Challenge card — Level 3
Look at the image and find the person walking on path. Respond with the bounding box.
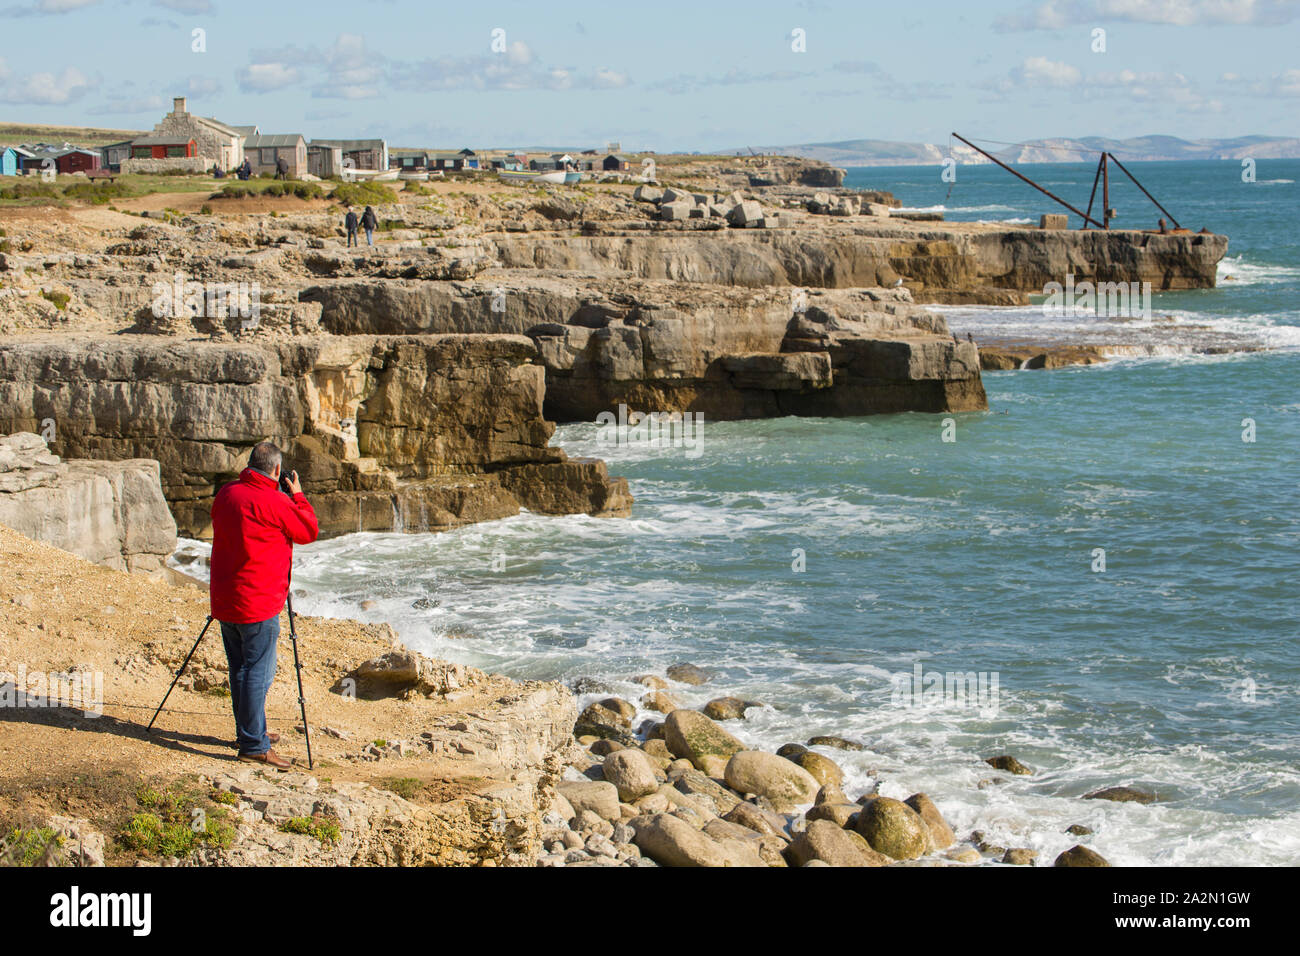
[209,442,319,770]
[361,205,378,247]
[345,207,359,247]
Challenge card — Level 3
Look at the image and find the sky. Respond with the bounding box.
[0,0,1297,150]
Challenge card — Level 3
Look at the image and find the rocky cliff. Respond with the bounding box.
[303,275,985,421]
[0,336,630,538]
[0,431,176,574]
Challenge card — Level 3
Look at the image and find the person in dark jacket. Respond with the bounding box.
[275,155,289,180]
[361,205,377,247]
[209,441,319,769]
[344,207,359,247]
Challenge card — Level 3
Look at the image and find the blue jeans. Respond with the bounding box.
[220,615,279,755]
[364,226,374,246]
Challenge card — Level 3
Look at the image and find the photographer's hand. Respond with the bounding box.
[286,470,303,496]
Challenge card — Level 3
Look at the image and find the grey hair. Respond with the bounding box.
[248,441,282,476]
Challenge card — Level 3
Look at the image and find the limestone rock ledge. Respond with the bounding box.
[304,276,987,421]
[0,431,176,574]
[0,335,631,538]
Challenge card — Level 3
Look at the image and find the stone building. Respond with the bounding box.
[128,96,244,172]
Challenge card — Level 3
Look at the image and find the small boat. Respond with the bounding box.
[564,171,583,185]
[398,169,429,181]
[498,169,567,185]
[372,169,400,182]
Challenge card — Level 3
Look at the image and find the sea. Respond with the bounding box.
[173,160,1300,866]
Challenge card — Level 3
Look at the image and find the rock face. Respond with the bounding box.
[305,276,987,422]
[0,431,176,575]
[0,337,630,538]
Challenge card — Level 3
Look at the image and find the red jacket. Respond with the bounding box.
[210,468,319,624]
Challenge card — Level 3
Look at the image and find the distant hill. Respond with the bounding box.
[0,122,143,148]
[742,135,1300,166]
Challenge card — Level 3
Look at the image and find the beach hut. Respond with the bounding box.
[53,147,101,174]
[0,147,18,176]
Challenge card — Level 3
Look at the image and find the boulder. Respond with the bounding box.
[602,749,661,802]
[702,696,754,721]
[722,802,789,841]
[659,200,693,222]
[672,768,742,816]
[556,781,620,823]
[726,200,765,228]
[854,796,930,860]
[662,710,744,772]
[1084,786,1156,804]
[724,751,820,811]
[642,691,678,714]
[702,818,787,867]
[985,755,1033,775]
[666,663,711,685]
[660,187,693,203]
[1003,848,1037,866]
[786,819,892,867]
[632,185,663,203]
[633,674,669,689]
[792,751,844,789]
[808,735,865,751]
[1055,845,1111,867]
[904,793,955,850]
[631,814,763,867]
[805,803,858,828]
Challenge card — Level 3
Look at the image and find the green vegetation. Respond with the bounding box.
[279,814,341,847]
[332,180,398,206]
[117,782,236,859]
[0,173,218,207]
[381,777,422,800]
[1,826,65,866]
[213,180,324,201]
[40,290,70,311]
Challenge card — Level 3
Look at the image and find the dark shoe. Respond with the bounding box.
[238,749,294,771]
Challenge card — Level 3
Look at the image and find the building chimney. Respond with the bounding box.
[173,96,187,115]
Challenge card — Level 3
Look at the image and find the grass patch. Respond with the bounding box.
[332,180,398,206]
[1,826,65,866]
[40,290,70,310]
[380,777,422,800]
[117,782,235,859]
[279,814,341,847]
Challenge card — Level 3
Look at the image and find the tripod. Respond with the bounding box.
[147,597,313,770]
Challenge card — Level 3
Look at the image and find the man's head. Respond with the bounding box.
[248,441,282,480]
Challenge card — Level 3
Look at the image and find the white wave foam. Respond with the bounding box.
[1217,255,1300,286]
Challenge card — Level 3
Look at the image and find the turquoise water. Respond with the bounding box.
[177,161,1299,865]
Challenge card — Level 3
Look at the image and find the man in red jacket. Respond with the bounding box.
[210,441,319,769]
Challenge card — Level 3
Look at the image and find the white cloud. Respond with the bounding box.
[1,0,99,16]
[237,62,300,93]
[1021,56,1084,86]
[998,0,1300,29]
[593,69,630,89]
[0,65,92,104]
[154,0,212,12]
